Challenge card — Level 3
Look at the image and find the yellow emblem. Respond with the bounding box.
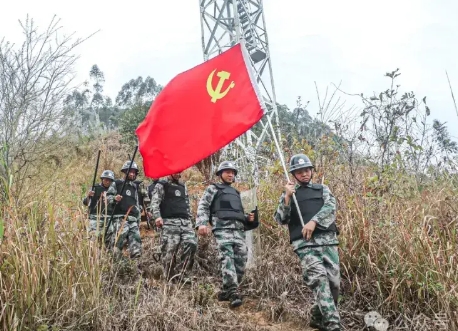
[206,69,235,103]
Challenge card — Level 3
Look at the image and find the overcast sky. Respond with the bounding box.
[1,0,457,138]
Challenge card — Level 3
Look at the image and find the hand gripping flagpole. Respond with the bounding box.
[265,114,305,227]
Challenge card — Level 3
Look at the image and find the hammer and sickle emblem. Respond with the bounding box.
[206,69,235,103]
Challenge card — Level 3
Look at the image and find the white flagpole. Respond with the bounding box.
[265,113,305,227]
[239,40,305,227]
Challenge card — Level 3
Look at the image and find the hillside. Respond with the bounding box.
[1,12,458,331]
[1,132,457,331]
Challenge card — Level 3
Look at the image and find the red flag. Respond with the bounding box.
[135,42,266,178]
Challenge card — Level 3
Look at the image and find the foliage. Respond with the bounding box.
[0,15,93,201]
[353,69,457,177]
[1,135,457,330]
[1,13,458,331]
[64,65,121,133]
[116,76,162,108]
[118,103,150,144]
[115,76,163,145]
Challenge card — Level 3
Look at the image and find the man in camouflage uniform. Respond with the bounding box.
[135,178,152,227]
[196,161,257,308]
[150,173,197,283]
[106,161,143,260]
[82,169,115,240]
[274,154,341,331]
[147,178,160,201]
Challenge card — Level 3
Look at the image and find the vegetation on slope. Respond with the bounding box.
[1,15,458,331]
[0,132,457,330]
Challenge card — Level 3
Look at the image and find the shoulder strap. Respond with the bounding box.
[213,183,225,190]
[157,179,168,191]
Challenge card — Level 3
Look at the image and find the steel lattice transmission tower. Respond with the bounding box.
[199,0,281,182]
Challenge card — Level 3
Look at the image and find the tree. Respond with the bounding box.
[116,76,163,144]
[118,103,150,144]
[116,76,162,108]
[0,15,93,201]
[64,65,118,133]
[332,69,458,185]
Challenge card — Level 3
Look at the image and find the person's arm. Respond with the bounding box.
[310,184,337,229]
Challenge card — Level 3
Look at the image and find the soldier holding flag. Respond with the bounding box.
[274,154,341,331]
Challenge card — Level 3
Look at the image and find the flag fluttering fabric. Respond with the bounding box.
[135,42,266,178]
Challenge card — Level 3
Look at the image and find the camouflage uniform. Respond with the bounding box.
[196,184,249,298]
[82,170,114,242]
[136,179,152,225]
[274,154,340,331]
[106,161,143,259]
[150,177,197,281]
[196,161,257,308]
[83,191,109,236]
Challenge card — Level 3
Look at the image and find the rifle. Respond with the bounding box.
[88,150,101,210]
[143,201,154,230]
[104,146,138,239]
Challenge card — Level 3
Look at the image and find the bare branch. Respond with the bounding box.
[0,15,97,200]
[445,70,458,120]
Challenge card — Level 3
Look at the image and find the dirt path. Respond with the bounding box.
[223,298,314,331]
[138,222,315,331]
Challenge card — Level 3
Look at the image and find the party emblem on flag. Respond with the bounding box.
[206,70,235,103]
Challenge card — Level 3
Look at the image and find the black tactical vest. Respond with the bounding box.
[210,183,246,222]
[88,183,109,215]
[289,184,337,242]
[159,181,189,219]
[114,179,138,216]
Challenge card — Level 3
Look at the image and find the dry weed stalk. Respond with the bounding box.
[0,136,456,330]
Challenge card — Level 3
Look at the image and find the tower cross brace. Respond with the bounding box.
[199,0,281,183]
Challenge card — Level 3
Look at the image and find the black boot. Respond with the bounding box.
[229,292,242,308]
[309,305,325,330]
[309,319,324,330]
[217,291,230,302]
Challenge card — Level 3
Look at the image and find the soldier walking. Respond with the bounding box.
[83,169,115,241]
[106,161,143,260]
[150,173,197,283]
[274,154,341,331]
[196,161,257,308]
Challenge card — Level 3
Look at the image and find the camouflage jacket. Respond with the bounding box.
[135,180,151,212]
[195,183,248,232]
[149,178,193,225]
[273,181,339,247]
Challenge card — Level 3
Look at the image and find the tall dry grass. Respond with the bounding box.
[0,132,457,330]
[250,163,458,330]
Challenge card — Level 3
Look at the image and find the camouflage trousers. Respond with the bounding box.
[294,243,341,331]
[106,214,142,259]
[88,214,107,237]
[214,229,247,296]
[160,219,197,281]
